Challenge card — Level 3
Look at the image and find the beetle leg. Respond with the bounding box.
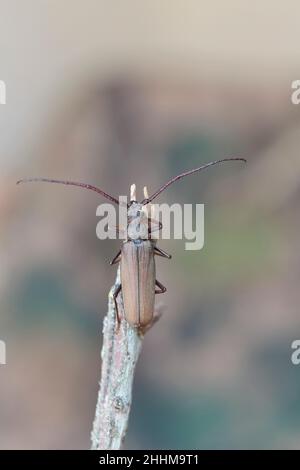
[109,250,122,265]
[155,279,167,294]
[148,218,162,233]
[113,284,122,324]
[154,246,172,259]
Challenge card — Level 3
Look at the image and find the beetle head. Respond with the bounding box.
[127,201,149,240]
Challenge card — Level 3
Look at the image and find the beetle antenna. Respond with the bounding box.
[142,157,246,204]
[16,177,120,205]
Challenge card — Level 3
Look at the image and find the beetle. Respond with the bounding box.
[17,157,246,331]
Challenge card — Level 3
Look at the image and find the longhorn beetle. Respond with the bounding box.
[17,157,246,331]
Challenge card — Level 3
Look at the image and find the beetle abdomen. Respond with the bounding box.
[121,240,155,328]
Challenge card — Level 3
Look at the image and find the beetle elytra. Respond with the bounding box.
[17,157,246,331]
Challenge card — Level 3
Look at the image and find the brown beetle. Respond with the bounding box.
[17,157,246,330]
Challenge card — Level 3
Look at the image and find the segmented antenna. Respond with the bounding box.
[142,157,246,204]
[16,177,120,205]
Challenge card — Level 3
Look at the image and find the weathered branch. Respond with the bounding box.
[90,267,143,450]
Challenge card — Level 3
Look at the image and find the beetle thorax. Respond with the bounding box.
[127,202,148,240]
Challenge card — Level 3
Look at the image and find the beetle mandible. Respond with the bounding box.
[17,157,246,331]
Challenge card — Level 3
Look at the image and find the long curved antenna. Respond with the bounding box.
[16,177,120,205]
[142,157,246,204]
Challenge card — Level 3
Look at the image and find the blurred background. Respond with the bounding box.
[1,0,300,449]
